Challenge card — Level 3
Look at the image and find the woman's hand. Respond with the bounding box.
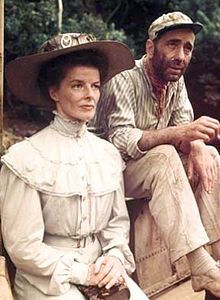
[87,256,126,289]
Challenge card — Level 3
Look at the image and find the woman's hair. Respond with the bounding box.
[38,49,108,100]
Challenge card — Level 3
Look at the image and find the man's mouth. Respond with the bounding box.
[168,66,183,73]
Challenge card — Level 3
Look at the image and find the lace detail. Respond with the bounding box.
[50,111,87,138]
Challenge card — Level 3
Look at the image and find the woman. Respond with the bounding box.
[0,33,149,299]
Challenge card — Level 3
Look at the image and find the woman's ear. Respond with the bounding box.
[49,86,59,102]
[146,39,155,59]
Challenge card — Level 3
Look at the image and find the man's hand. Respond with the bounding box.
[187,142,219,193]
[87,256,126,289]
[177,116,220,144]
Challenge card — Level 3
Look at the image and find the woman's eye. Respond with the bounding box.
[93,84,101,90]
[72,84,83,89]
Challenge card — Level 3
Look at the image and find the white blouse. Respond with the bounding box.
[0,113,135,296]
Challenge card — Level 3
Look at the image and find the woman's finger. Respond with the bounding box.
[94,256,105,274]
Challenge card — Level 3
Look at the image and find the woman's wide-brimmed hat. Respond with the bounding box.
[5,33,135,110]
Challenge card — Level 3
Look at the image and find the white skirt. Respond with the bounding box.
[14,235,149,300]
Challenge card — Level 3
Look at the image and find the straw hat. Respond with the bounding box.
[5,33,135,110]
[148,11,203,40]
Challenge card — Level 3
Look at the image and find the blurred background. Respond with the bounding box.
[3,0,220,144]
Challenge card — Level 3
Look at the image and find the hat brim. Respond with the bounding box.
[6,40,135,110]
[156,22,203,38]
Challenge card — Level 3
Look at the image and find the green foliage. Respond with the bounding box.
[168,0,220,112]
[5,0,128,62]
[63,13,127,42]
[198,73,220,107]
[5,0,58,60]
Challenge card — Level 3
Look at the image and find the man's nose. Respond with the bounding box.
[175,47,185,61]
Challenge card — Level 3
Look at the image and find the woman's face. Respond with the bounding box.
[49,65,101,122]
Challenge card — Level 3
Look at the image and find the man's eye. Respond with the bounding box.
[168,41,176,48]
[184,47,193,55]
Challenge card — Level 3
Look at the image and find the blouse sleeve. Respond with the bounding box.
[98,176,135,275]
[0,165,89,295]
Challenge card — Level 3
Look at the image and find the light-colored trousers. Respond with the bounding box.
[124,145,220,263]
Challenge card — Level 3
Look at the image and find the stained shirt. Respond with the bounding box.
[0,113,135,296]
[94,56,194,161]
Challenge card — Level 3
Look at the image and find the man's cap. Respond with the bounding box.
[148,11,203,40]
[5,33,135,110]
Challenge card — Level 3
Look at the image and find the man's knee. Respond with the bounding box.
[150,144,179,159]
[126,144,182,177]
[140,145,183,173]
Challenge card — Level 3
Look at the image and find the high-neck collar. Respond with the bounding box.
[50,111,87,138]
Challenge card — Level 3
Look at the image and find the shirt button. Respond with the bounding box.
[78,249,84,254]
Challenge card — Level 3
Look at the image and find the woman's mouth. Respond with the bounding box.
[80,105,95,110]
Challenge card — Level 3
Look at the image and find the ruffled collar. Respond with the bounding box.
[50,111,87,138]
[2,115,123,196]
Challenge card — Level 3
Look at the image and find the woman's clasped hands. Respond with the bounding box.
[87,255,126,289]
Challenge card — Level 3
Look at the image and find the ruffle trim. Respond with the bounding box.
[1,127,124,197]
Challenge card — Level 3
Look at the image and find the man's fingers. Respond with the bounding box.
[187,159,194,181]
[197,117,220,137]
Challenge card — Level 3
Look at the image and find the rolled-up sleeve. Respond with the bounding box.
[101,72,146,160]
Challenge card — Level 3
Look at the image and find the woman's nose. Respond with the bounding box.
[85,85,95,98]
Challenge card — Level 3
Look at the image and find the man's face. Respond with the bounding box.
[150,28,195,83]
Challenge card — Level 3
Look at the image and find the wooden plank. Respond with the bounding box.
[0,0,4,154]
[127,199,191,297]
[0,256,14,300]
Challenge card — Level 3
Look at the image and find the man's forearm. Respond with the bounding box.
[137,127,178,151]
[138,116,220,152]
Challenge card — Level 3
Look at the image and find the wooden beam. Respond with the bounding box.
[58,0,63,33]
[0,257,14,300]
[0,0,4,154]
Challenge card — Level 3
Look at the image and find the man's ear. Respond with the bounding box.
[146,39,155,59]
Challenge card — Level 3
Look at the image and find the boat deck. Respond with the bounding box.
[152,279,204,300]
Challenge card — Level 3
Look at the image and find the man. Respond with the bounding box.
[94,11,220,299]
